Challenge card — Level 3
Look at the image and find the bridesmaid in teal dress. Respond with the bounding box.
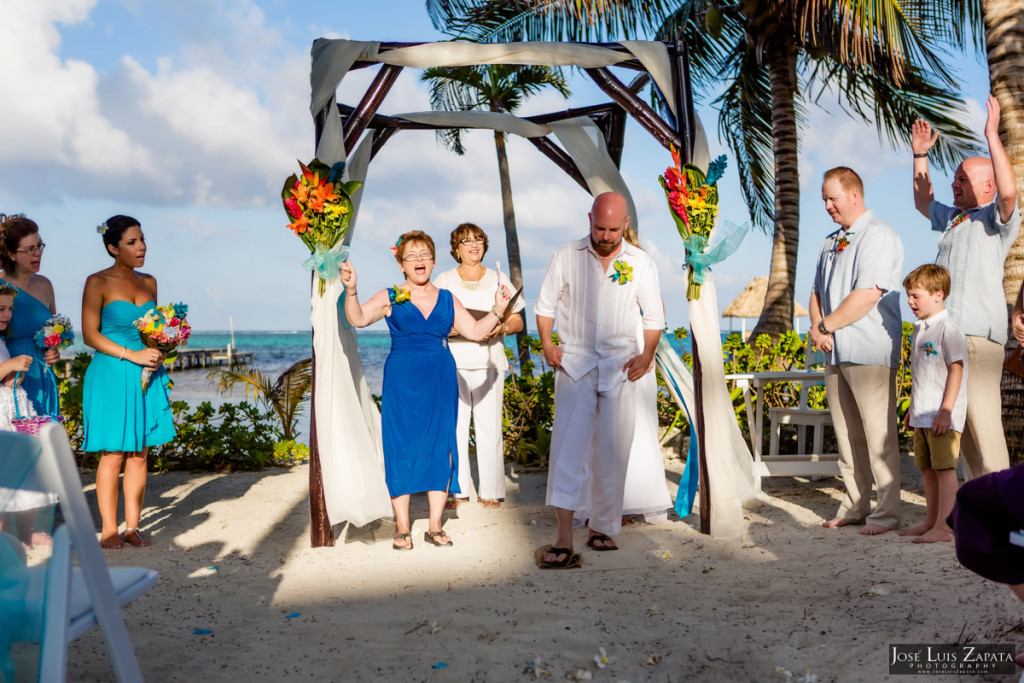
[341,230,510,550]
[0,214,61,415]
[82,215,174,549]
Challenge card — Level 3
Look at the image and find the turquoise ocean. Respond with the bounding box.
[65,330,702,441]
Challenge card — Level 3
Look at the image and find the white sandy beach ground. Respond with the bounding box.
[15,453,1024,682]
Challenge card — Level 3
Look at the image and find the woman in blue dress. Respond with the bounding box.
[82,215,175,549]
[0,214,61,415]
[341,230,510,550]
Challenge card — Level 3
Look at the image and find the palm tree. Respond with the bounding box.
[421,64,570,351]
[426,0,980,335]
[211,358,312,441]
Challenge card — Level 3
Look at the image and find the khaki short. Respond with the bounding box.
[913,427,961,470]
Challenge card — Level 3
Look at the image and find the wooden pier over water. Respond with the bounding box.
[57,346,253,376]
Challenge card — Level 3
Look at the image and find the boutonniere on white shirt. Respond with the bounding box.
[610,259,633,285]
[833,234,851,254]
[948,212,969,229]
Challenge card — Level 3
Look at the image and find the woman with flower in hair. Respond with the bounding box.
[340,230,511,550]
[433,223,524,510]
[0,214,61,415]
[82,215,175,549]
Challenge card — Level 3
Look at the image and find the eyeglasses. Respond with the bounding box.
[15,242,45,255]
[460,238,484,246]
[402,252,434,262]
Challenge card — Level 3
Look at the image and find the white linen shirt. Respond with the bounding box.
[433,267,525,371]
[811,210,904,368]
[908,309,968,432]
[534,237,664,391]
[932,199,1021,344]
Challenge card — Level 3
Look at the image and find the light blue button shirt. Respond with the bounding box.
[932,199,1021,344]
[812,210,904,368]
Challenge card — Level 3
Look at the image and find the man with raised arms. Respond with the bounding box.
[912,95,1021,478]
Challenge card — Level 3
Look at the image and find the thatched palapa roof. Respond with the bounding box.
[723,276,808,318]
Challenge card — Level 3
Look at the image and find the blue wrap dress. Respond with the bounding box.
[381,288,459,497]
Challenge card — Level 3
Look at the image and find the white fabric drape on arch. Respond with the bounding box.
[310,137,393,529]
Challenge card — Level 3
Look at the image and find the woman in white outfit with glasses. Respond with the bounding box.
[434,223,525,509]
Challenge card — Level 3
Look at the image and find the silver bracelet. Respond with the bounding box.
[119,347,127,361]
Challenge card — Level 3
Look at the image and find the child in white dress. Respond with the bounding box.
[0,283,55,548]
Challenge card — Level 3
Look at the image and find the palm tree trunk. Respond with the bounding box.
[493,129,530,362]
[751,40,800,338]
[988,0,1024,465]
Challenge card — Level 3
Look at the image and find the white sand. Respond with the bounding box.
[32,455,1024,681]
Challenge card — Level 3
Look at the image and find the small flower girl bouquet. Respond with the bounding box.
[34,314,75,354]
[133,303,191,393]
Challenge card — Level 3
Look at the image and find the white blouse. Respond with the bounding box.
[433,267,526,371]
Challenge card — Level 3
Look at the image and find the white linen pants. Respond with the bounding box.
[960,336,1009,479]
[825,363,901,529]
[547,368,636,537]
[453,367,506,501]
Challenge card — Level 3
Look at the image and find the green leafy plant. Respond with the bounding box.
[210,358,311,440]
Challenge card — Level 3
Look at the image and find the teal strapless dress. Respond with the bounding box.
[82,300,175,453]
[0,278,59,415]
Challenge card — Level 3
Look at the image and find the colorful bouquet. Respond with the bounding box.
[133,303,191,393]
[34,314,75,352]
[659,147,728,299]
[281,158,362,294]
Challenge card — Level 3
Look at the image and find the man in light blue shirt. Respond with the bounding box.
[810,167,904,535]
[911,95,1021,478]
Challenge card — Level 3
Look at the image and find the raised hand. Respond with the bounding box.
[984,94,1001,140]
[493,284,511,315]
[911,118,938,156]
[339,261,357,291]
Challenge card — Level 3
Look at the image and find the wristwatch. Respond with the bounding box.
[818,320,830,335]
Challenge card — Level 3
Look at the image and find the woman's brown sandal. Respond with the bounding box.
[479,499,501,509]
[424,530,453,547]
[122,528,152,547]
[393,532,413,551]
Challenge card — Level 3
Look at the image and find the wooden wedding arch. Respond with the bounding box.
[305,39,712,547]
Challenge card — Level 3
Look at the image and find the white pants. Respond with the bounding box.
[547,368,636,536]
[574,368,671,522]
[453,367,506,501]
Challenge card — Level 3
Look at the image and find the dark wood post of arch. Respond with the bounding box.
[671,38,710,535]
[308,105,335,548]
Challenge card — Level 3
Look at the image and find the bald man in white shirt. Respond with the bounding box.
[534,192,664,567]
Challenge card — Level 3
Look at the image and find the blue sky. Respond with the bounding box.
[1,0,992,333]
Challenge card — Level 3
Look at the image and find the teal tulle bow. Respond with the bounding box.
[683,220,750,284]
[302,242,350,281]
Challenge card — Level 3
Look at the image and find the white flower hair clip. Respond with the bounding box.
[96,222,108,235]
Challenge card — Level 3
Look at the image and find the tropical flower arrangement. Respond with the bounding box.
[659,147,728,299]
[134,303,191,393]
[833,235,850,254]
[34,314,75,352]
[281,158,362,294]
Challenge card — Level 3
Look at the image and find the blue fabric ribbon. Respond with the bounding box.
[683,220,750,284]
[302,243,350,282]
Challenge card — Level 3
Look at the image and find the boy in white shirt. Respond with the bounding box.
[900,264,967,543]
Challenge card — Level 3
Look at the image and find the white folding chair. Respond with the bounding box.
[0,424,157,682]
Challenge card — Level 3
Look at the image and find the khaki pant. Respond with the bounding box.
[825,363,901,528]
[961,336,1009,479]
